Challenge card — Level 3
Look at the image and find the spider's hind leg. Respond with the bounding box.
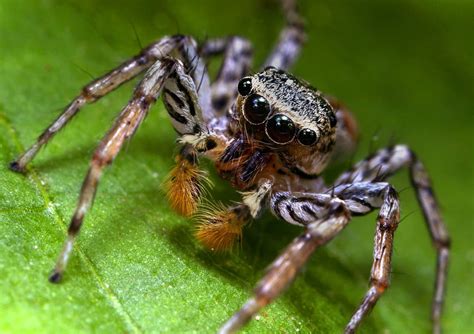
[200,37,253,118]
[262,0,305,70]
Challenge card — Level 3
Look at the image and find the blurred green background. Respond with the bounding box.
[0,0,472,333]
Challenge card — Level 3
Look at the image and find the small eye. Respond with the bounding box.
[328,111,337,127]
[265,114,296,144]
[237,77,252,96]
[298,128,319,146]
[243,94,271,124]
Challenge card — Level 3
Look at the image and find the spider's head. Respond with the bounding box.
[235,67,338,174]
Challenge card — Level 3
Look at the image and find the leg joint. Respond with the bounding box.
[68,215,82,236]
[370,277,390,293]
[436,237,451,250]
[384,184,399,199]
[92,152,112,168]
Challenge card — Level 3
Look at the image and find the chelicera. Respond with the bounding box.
[9,0,450,333]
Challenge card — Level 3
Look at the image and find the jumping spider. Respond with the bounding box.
[9,0,450,333]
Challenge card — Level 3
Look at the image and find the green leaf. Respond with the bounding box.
[0,0,472,333]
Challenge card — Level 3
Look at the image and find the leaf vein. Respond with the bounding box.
[0,111,143,334]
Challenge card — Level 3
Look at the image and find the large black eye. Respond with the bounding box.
[265,114,296,144]
[237,77,252,96]
[298,128,319,146]
[243,94,271,124]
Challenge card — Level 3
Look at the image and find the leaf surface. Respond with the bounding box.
[0,0,472,333]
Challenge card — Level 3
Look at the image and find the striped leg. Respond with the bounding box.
[262,0,306,70]
[49,59,176,283]
[326,183,401,332]
[219,197,351,333]
[334,145,450,333]
[175,36,213,122]
[206,37,253,116]
[9,36,184,173]
[345,185,400,333]
[161,53,224,217]
[162,57,208,136]
[197,36,253,135]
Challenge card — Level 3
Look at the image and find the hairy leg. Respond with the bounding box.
[164,36,255,216]
[9,36,185,172]
[195,179,273,251]
[49,59,176,283]
[334,145,450,333]
[262,0,306,70]
[161,58,223,216]
[165,143,210,217]
[219,194,351,333]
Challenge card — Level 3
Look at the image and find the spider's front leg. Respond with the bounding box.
[48,50,213,282]
[329,182,401,333]
[334,145,450,333]
[9,36,184,172]
[219,193,352,333]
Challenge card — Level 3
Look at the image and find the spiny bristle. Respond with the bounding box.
[195,203,246,251]
[165,157,210,217]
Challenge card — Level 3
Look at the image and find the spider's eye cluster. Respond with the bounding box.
[239,77,320,146]
[265,115,319,146]
[243,94,271,125]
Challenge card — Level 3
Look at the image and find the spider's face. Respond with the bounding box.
[235,67,338,174]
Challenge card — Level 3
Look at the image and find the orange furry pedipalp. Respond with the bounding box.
[195,203,250,251]
[165,152,209,217]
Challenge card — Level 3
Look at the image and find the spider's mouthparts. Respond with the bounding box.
[165,150,210,217]
[195,204,250,251]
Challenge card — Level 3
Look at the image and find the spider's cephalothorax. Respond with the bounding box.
[215,67,338,191]
[10,0,450,333]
